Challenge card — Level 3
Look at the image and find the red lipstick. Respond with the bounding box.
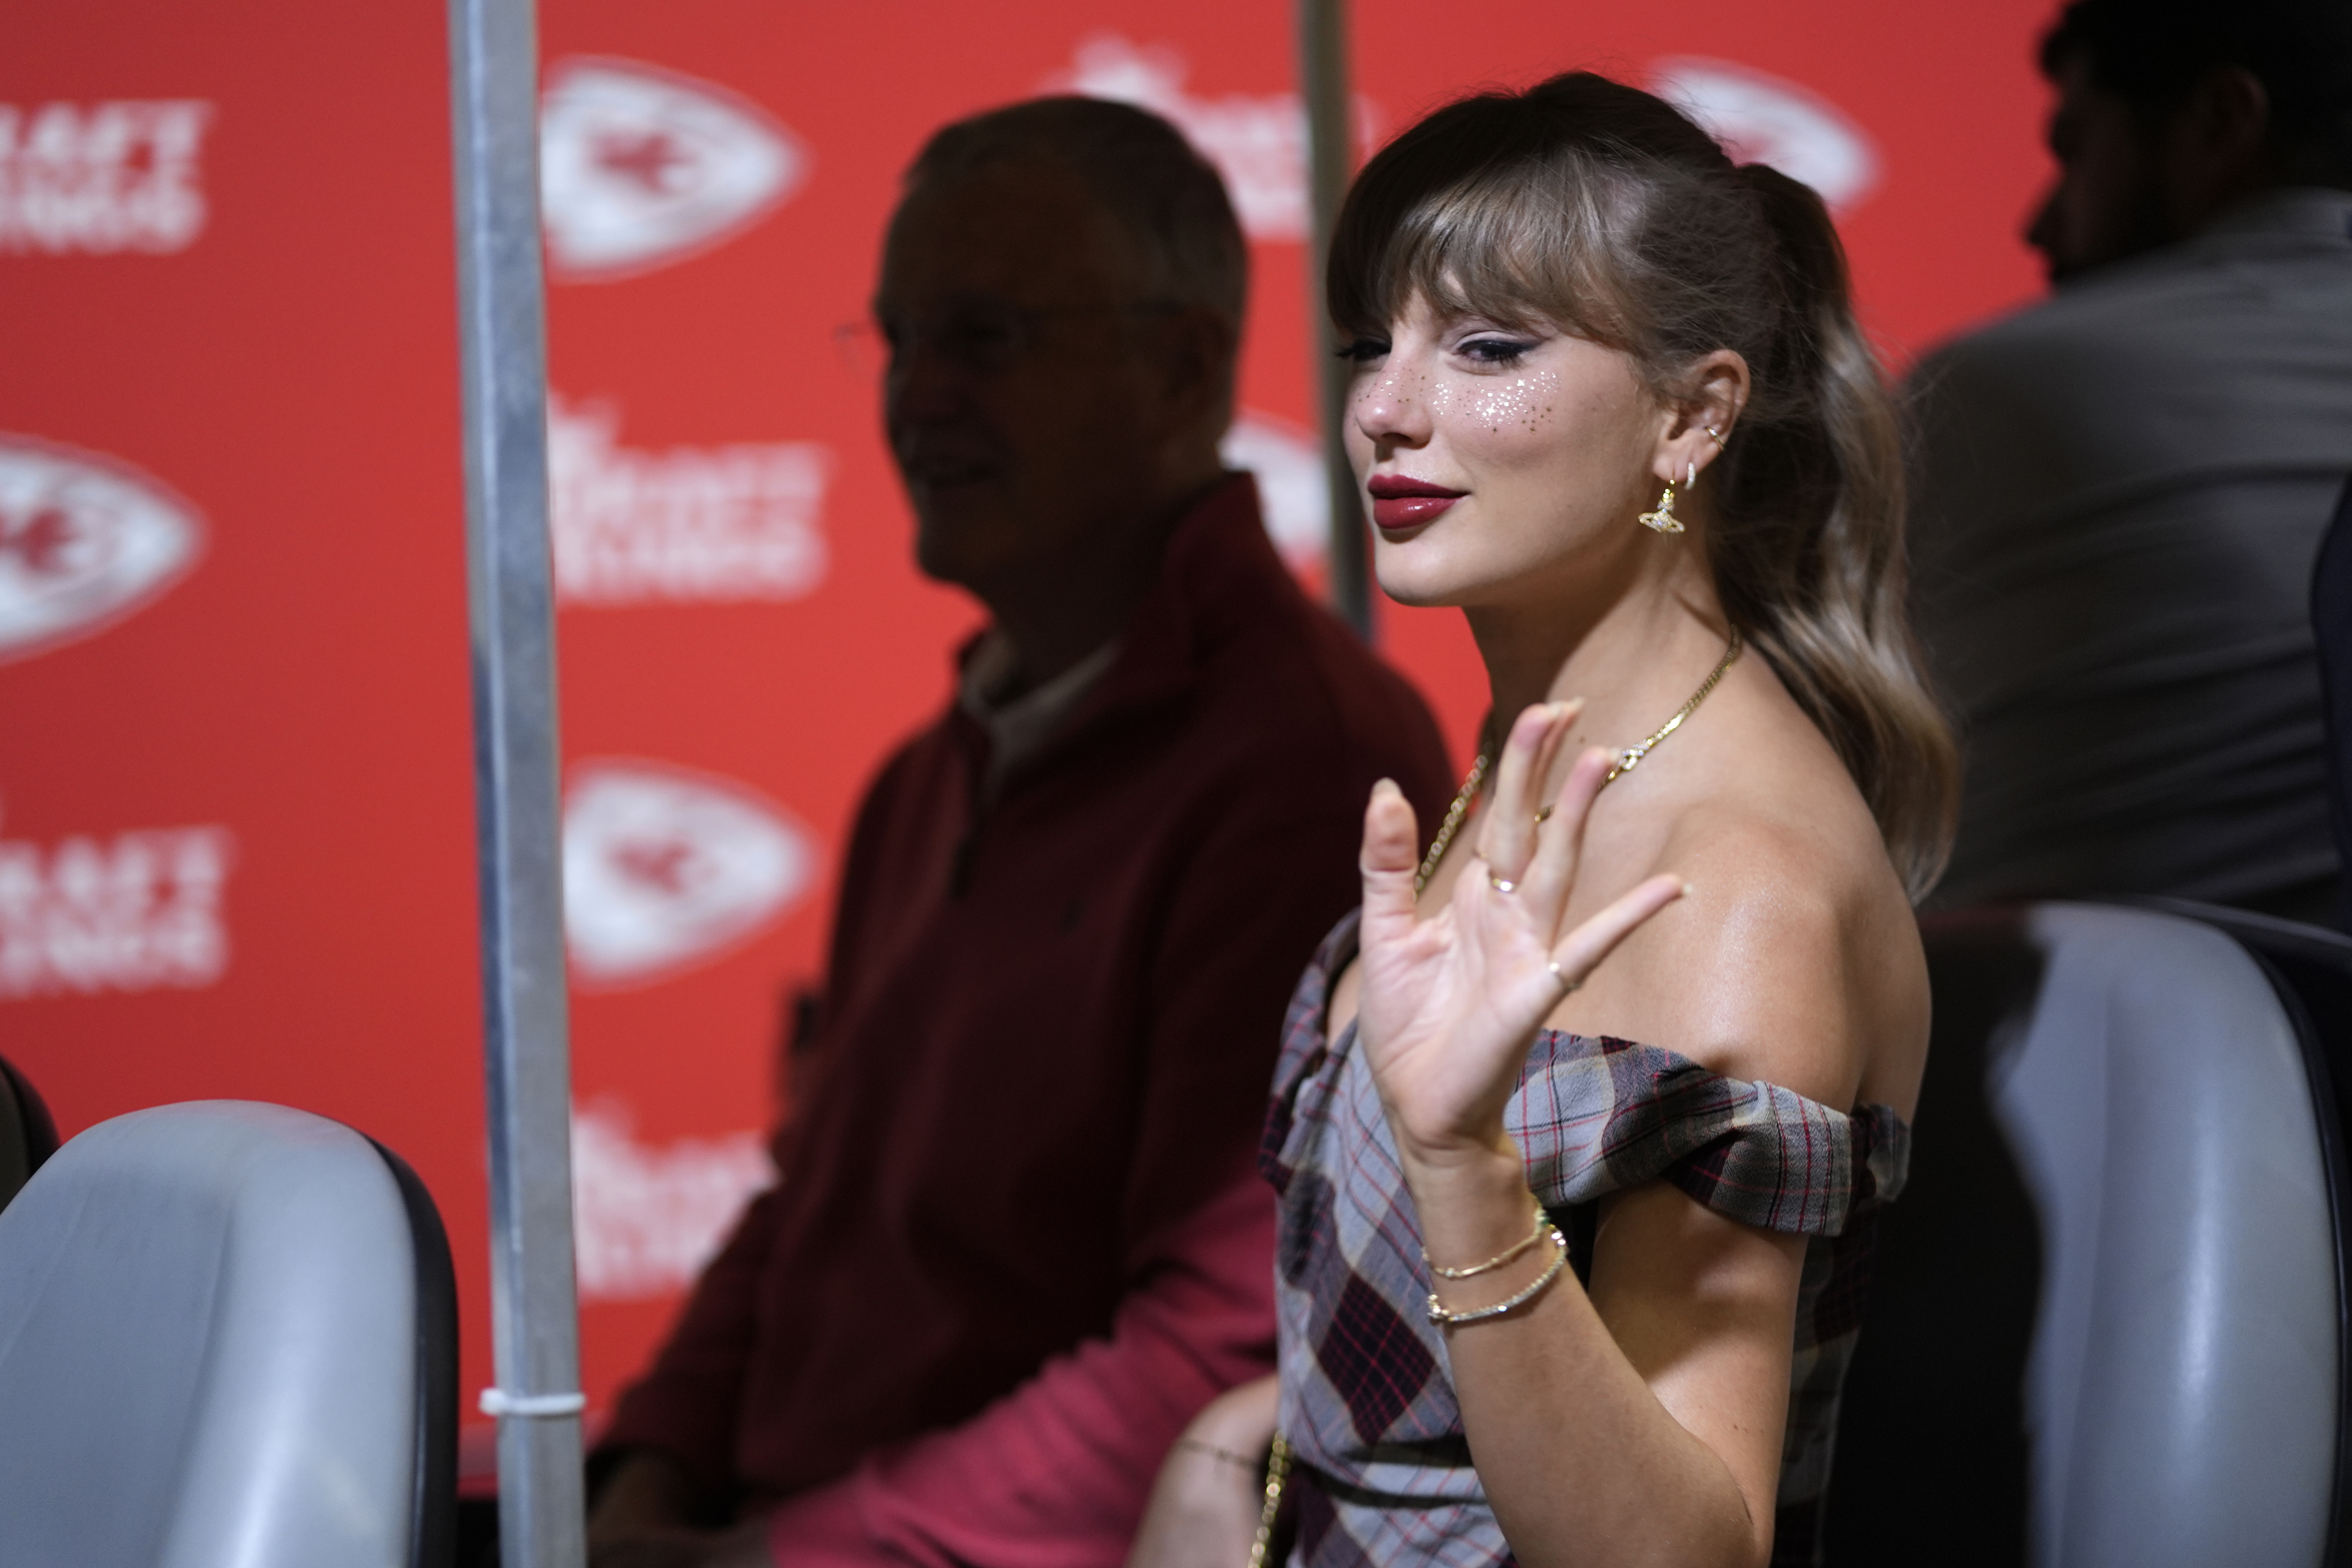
[1367,474,1466,530]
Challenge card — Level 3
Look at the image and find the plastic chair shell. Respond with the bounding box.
[0,1100,433,1568]
[1828,903,2341,1565]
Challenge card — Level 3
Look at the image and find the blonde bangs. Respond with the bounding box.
[1330,152,1645,355]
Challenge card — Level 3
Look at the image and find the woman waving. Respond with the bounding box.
[1134,71,1955,1568]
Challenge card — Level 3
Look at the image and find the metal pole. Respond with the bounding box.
[446,0,587,1563]
[1297,0,1370,639]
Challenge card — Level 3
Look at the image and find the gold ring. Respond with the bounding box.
[1488,871,1518,894]
[1535,806,1553,824]
[1548,958,1580,993]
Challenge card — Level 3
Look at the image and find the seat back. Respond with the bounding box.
[0,1100,457,1568]
[1825,903,2343,1567]
[2312,474,2352,932]
[2137,894,2352,1107]
[0,1052,59,1213]
[2117,896,2352,1558]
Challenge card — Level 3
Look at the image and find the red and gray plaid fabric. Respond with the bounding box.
[1259,912,1910,1568]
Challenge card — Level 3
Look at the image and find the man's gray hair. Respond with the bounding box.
[906,97,1249,327]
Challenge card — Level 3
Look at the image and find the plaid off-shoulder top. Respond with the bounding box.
[1257,912,1910,1568]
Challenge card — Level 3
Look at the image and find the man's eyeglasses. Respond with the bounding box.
[833,302,1179,384]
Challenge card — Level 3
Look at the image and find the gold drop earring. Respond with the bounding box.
[1639,460,1697,535]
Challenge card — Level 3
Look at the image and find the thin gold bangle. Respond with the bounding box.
[1173,1436,1262,1473]
[1425,1227,1568,1327]
[1421,1203,1550,1279]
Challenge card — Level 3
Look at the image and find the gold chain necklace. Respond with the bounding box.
[1410,751,1490,896]
[1411,627,1742,897]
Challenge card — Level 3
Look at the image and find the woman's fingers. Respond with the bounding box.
[1475,701,1580,884]
[1359,778,1423,943]
[1470,706,1544,881]
[1521,746,1613,912]
[1549,874,1686,989]
[1527,701,1577,816]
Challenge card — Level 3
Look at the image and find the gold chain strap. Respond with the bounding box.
[1246,1435,1292,1568]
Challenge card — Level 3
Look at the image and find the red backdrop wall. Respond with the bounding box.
[1,0,2056,1469]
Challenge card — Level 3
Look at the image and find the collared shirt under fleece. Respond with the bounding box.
[599,475,1457,1567]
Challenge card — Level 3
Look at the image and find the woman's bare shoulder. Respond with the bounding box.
[1578,770,1928,1117]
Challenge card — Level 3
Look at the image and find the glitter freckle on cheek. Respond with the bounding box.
[1457,370,1561,435]
[1351,369,1407,413]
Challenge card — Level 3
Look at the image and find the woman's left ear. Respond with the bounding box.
[1657,350,1749,483]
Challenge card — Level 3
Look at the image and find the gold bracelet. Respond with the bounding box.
[1173,1436,1262,1473]
[1425,1226,1568,1327]
[1421,1201,1550,1279]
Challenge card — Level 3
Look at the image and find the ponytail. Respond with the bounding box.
[1716,165,1958,899]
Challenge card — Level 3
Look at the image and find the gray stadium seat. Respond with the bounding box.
[2128,893,2352,1117]
[0,1052,59,1213]
[0,1100,457,1568]
[2310,473,2352,933]
[1826,902,2346,1567]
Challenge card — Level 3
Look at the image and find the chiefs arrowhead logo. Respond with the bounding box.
[563,759,816,988]
[1649,59,1879,212]
[0,435,204,665]
[541,57,807,282]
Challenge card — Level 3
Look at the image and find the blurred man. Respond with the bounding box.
[584,98,1452,1568]
[1909,0,2352,921]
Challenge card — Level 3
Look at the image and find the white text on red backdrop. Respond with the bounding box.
[571,1097,774,1301]
[549,397,830,606]
[0,811,234,1001]
[0,100,213,255]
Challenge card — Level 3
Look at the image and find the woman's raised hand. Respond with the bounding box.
[1356,701,1685,1165]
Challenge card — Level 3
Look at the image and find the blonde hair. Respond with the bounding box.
[1331,72,1958,898]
